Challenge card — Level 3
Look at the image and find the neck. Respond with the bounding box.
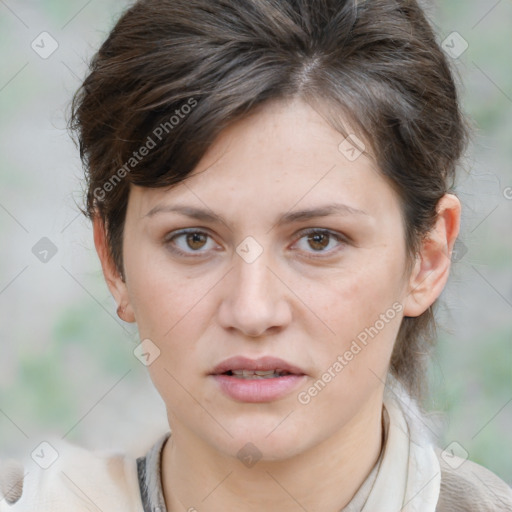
[161,391,385,512]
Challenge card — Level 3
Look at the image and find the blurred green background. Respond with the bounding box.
[1,0,511,484]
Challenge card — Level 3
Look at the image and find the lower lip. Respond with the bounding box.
[211,374,307,402]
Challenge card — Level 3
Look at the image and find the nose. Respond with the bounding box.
[217,245,292,338]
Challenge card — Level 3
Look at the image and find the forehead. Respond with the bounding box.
[128,98,399,225]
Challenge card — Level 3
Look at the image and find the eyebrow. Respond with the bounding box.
[144,202,368,227]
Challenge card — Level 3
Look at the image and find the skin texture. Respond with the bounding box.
[94,97,460,511]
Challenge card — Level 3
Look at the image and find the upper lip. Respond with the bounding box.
[210,356,307,375]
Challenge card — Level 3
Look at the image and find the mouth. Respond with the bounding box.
[210,355,307,378]
[209,356,307,402]
[221,369,295,379]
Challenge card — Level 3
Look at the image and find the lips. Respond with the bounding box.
[210,355,307,377]
[209,355,308,402]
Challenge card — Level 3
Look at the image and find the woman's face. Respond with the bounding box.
[110,98,428,459]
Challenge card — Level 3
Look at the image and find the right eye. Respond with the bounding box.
[164,229,220,257]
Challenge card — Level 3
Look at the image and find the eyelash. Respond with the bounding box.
[163,227,348,259]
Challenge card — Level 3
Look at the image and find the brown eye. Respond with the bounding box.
[164,229,217,257]
[307,232,330,251]
[293,228,347,258]
[185,232,208,250]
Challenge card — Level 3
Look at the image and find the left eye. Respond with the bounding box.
[292,229,347,256]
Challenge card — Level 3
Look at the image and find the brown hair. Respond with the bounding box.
[69,0,469,402]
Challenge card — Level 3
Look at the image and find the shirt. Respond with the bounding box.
[136,431,386,512]
[135,424,512,511]
[2,399,512,511]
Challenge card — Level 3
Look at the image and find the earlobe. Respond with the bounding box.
[402,194,461,318]
[92,213,136,323]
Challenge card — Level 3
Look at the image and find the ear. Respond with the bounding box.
[92,213,136,323]
[402,193,461,317]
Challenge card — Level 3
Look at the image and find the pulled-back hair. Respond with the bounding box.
[69,0,469,402]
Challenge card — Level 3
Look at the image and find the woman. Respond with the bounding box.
[1,0,511,510]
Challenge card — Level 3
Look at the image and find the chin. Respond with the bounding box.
[211,419,312,462]
[218,437,308,465]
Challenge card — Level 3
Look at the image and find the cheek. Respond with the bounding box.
[124,240,208,337]
[304,274,402,422]
[314,252,404,366]
[327,260,401,324]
